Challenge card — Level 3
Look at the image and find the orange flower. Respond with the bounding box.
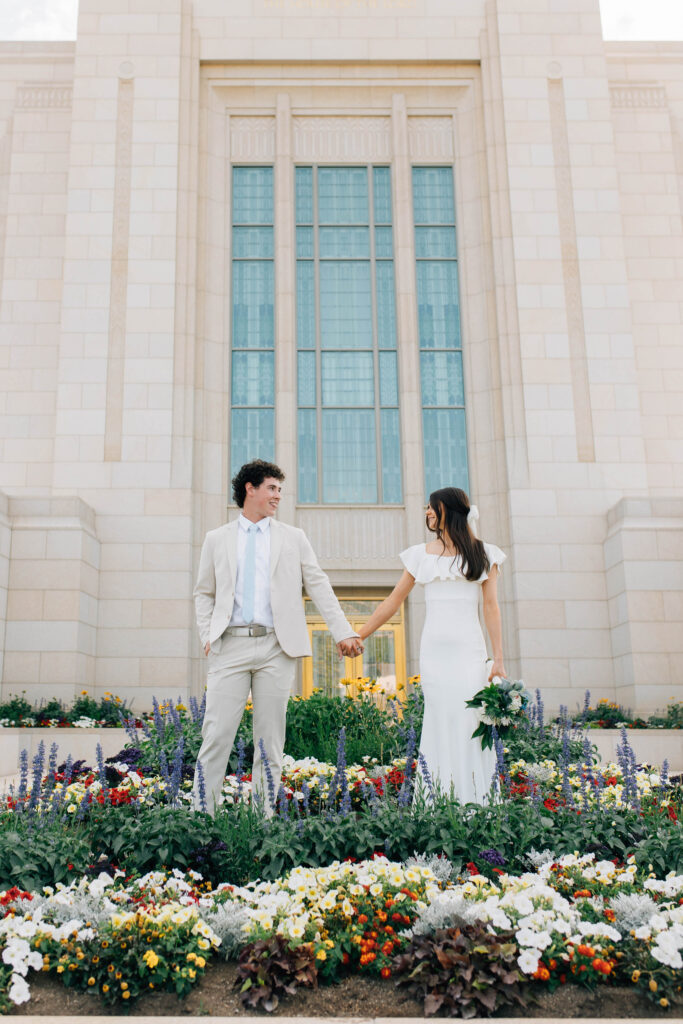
[381,966,391,979]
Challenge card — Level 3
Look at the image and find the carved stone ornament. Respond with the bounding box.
[16,83,73,110]
[407,117,454,160]
[230,117,276,160]
[293,116,392,161]
[610,84,667,109]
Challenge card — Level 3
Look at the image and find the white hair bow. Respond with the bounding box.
[467,504,479,526]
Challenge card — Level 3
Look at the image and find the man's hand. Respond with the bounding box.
[337,637,364,659]
[204,641,210,656]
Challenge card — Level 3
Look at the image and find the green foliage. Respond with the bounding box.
[647,701,683,730]
[393,924,530,1018]
[235,935,318,1012]
[40,907,214,1006]
[0,690,133,726]
[0,693,33,724]
[504,726,588,763]
[0,816,92,891]
[284,692,403,763]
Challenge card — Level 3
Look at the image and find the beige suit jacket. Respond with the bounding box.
[194,518,356,658]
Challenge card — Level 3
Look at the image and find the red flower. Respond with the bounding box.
[466,862,479,876]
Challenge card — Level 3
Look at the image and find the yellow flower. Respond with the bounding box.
[660,999,669,1008]
[143,949,159,969]
[188,968,196,979]
[102,984,109,993]
[120,982,128,991]
[57,965,64,974]
[195,956,206,969]
[87,977,96,986]
[122,991,130,1000]
[649,979,658,993]
[316,950,327,961]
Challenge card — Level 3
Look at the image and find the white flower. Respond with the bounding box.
[9,973,31,1005]
[517,948,540,974]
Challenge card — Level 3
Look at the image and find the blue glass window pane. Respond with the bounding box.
[319,227,370,259]
[375,261,397,350]
[232,262,274,348]
[232,167,273,225]
[322,410,377,504]
[295,167,313,224]
[322,351,374,407]
[232,351,274,407]
[373,167,392,224]
[298,408,318,503]
[232,226,274,259]
[231,409,274,478]
[379,351,398,407]
[298,350,316,406]
[296,261,315,349]
[415,226,457,259]
[319,262,372,348]
[318,167,368,224]
[380,409,402,504]
[412,167,454,225]
[420,351,464,407]
[416,261,460,349]
[296,226,314,259]
[423,408,469,497]
[374,226,393,258]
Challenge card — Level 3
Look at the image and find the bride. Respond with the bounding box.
[357,487,507,803]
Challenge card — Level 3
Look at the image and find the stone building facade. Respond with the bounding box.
[0,0,682,713]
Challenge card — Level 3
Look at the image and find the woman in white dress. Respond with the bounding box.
[357,487,507,804]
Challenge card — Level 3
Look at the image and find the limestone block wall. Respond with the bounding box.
[0,1,681,712]
[0,493,9,687]
[3,496,99,702]
[605,498,683,711]
[606,44,683,498]
[0,45,74,496]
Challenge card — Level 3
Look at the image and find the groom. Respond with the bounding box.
[192,459,362,814]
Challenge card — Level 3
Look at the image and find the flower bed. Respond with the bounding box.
[1,690,681,1015]
[1,854,681,1014]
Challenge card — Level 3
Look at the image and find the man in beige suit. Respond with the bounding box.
[192,459,362,814]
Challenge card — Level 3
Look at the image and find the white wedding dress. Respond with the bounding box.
[400,541,506,804]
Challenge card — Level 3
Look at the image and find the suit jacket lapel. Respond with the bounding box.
[270,519,283,578]
[226,520,239,584]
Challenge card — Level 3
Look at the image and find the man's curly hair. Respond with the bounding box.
[232,459,285,508]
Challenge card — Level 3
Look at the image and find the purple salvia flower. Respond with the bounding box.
[479,848,506,867]
[535,689,545,737]
[169,735,184,806]
[660,759,669,789]
[16,748,29,808]
[417,752,435,804]
[195,757,207,813]
[258,737,277,812]
[152,696,165,738]
[96,743,109,805]
[277,784,290,819]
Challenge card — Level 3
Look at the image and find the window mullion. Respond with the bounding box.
[313,166,323,505]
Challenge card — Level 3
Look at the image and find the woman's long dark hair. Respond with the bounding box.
[427,487,490,581]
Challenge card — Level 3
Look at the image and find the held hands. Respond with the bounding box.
[337,637,364,659]
[204,641,210,656]
[488,659,507,682]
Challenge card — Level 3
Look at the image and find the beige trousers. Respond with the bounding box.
[192,631,295,815]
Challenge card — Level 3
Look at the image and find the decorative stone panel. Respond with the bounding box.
[407,116,454,160]
[292,116,392,162]
[2,497,100,703]
[230,116,276,160]
[605,498,683,712]
[609,84,667,109]
[15,83,73,110]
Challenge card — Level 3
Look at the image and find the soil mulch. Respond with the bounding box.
[11,962,679,1018]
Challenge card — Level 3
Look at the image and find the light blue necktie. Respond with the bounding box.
[241,523,258,624]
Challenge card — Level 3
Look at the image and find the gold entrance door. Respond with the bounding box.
[302,596,406,699]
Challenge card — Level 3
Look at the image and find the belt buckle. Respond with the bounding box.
[250,624,267,637]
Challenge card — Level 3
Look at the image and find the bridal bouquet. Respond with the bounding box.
[465,676,530,750]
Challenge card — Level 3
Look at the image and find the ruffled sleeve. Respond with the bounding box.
[399,544,425,579]
[484,542,507,574]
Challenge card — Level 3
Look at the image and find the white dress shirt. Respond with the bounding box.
[229,514,274,627]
